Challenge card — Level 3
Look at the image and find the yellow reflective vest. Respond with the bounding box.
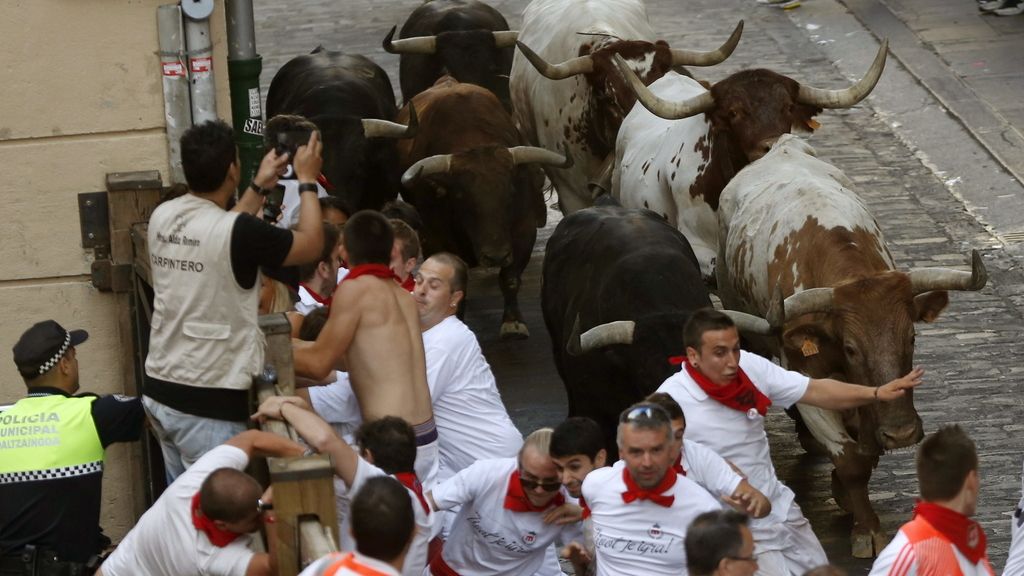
[0,394,103,480]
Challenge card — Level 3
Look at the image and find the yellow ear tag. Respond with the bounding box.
[806,118,822,131]
[801,338,819,357]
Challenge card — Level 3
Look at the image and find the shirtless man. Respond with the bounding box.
[293,210,437,487]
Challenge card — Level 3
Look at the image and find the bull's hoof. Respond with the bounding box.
[500,321,530,340]
[850,529,888,559]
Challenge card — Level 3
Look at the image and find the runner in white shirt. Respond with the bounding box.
[426,428,581,576]
[414,253,523,485]
[579,403,722,576]
[685,510,759,576]
[296,222,342,315]
[1005,458,1024,576]
[656,309,924,576]
[301,476,417,576]
[97,430,306,576]
[254,396,433,576]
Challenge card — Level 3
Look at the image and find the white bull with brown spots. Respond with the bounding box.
[716,134,988,558]
[610,42,887,285]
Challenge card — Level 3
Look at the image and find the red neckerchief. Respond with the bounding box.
[621,467,676,508]
[342,264,398,284]
[580,495,591,519]
[191,493,241,547]
[316,173,334,191]
[299,282,332,308]
[913,501,988,564]
[503,470,566,512]
[394,472,431,515]
[400,275,415,293]
[681,359,772,416]
[672,452,687,476]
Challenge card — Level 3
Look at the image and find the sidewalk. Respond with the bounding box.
[841,0,1024,185]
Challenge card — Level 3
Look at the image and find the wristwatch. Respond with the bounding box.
[249,181,273,196]
[297,182,318,194]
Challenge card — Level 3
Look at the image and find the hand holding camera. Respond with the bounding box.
[292,131,323,184]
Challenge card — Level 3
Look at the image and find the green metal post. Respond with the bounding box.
[225,0,263,194]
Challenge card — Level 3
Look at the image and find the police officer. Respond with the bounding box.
[0,320,144,575]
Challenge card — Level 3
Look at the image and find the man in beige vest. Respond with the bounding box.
[294,210,437,488]
[143,120,324,480]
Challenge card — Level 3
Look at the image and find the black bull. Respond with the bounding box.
[266,49,405,211]
[542,202,717,452]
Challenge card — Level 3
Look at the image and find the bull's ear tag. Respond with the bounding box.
[806,118,822,131]
[801,337,819,357]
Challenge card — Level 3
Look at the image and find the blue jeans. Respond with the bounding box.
[143,396,247,482]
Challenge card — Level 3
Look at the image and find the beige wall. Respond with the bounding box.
[0,0,233,541]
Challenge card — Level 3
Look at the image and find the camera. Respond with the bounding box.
[262,184,286,224]
[275,129,313,160]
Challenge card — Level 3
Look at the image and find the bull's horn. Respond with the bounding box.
[363,104,417,139]
[579,320,636,353]
[401,154,452,188]
[611,54,715,120]
[783,287,835,320]
[509,142,573,168]
[383,26,437,54]
[767,286,787,329]
[516,40,593,79]
[722,310,772,336]
[907,249,988,294]
[797,40,888,109]
[670,20,743,66]
[493,31,519,48]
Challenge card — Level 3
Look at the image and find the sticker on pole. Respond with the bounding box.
[248,88,262,118]
[190,57,212,74]
[243,118,265,137]
[162,61,186,77]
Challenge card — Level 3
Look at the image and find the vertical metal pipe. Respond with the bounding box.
[225,0,264,191]
[184,16,218,124]
[157,4,191,184]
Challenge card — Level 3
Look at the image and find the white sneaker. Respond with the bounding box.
[979,0,1008,11]
[995,0,1024,14]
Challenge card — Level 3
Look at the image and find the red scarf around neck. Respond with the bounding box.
[191,493,241,547]
[672,453,687,476]
[342,264,399,284]
[299,282,332,308]
[394,472,431,515]
[503,470,565,512]
[913,501,988,564]
[682,359,772,416]
[621,467,677,508]
[400,275,415,293]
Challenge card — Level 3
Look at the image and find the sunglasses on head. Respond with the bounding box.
[620,404,670,424]
[256,498,273,513]
[519,475,562,493]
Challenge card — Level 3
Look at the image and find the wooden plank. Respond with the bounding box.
[132,223,152,288]
[268,456,338,576]
[108,186,160,266]
[259,313,296,397]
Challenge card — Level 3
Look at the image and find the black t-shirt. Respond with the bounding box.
[0,388,144,562]
[229,213,294,289]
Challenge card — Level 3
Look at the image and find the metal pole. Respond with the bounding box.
[184,16,217,124]
[157,4,191,184]
[225,0,264,193]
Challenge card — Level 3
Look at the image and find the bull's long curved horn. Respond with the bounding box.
[782,287,835,320]
[383,26,437,54]
[509,143,573,168]
[611,54,715,120]
[579,320,636,353]
[401,154,452,188]
[722,310,772,335]
[493,31,519,48]
[907,250,988,294]
[797,40,888,109]
[363,104,418,139]
[670,20,743,66]
[516,41,593,79]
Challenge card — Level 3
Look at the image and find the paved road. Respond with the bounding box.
[253,1,1024,572]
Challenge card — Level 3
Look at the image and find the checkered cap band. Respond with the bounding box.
[0,460,102,485]
[37,332,71,375]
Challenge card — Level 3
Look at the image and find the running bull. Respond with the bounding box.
[510,0,743,214]
[398,77,571,339]
[266,48,415,211]
[716,134,988,558]
[542,200,771,452]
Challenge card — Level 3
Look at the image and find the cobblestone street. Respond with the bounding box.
[254,0,1024,572]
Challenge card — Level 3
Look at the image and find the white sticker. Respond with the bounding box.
[190,57,212,74]
[243,118,264,136]
[161,61,185,77]
[248,88,261,118]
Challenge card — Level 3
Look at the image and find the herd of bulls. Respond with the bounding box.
[265,0,989,559]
